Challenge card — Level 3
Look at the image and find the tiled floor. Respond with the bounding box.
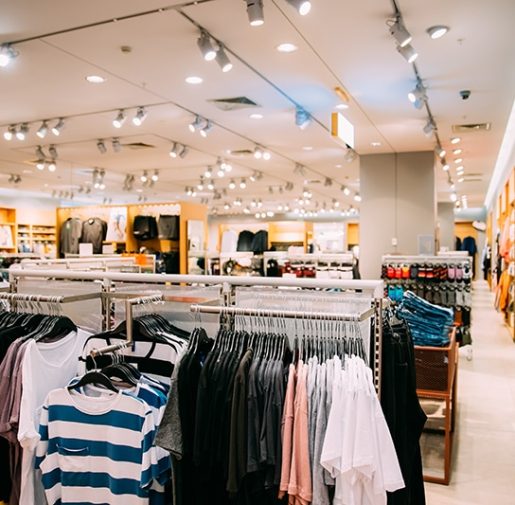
[425,281,515,504]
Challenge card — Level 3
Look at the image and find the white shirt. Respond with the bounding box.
[18,328,90,505]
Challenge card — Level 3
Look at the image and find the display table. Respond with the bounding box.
[415,328,458,485]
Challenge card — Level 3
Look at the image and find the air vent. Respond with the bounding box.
[209,96,260,111]
[452,123,491,133]
[461,173,483,182]
[124,142,155,150]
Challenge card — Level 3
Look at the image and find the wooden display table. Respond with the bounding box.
[415,328,458,485]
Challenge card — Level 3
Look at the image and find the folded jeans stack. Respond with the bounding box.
[397,291,454,347]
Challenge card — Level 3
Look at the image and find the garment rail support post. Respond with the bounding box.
[101,277,114,332]
[373,298,383,398]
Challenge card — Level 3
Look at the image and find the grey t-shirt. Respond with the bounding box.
[60,217,82,255]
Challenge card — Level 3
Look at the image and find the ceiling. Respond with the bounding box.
[0,0,513,215]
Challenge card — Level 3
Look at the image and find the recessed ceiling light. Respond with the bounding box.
[86,75,106,83]
[303,146,313,151]
[335,164,342,168]
[453,148,462,155]
[185,76,203,84]
[454,158,463,164]
[249,113,263,119]
[451,137,461,144]
[335,103,349,110]
[371,142,381,147]
[426,25,450,39]
[276,43,298,53]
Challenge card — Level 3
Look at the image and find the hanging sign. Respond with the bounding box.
[331,112,354,149]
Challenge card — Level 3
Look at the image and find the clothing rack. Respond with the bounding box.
[6,269,385,391]
[190,303,375,322]
[382,255,472,264]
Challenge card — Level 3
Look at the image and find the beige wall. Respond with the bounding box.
[438,202,455,251]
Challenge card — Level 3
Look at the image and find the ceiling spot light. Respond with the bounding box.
[408,83,426,109]
[458,177,465,183]
[240,178,247,189]
[200,120,213,137]
[254,146,263,159]
[86,75,105,83]
[263,150,271,160]
[427,25,449,39]
[197,31,217,61]
[217,166,225,177]
[228,179,236,189]
[453,148,462,155]
[246,0,264,26]
[51,118,65,136]
[335,103,349,110]
[16,123,28,141]
[215,45,233,72]
[286,0,311,15]
[0,44,17,67]
[277,43,298,53]
[441,159,450,171]
[205,166,213,178]
[47,161,57,172]
[48,144,58,159]
[112,138,122,153]
[189,115,203,132]
[36,159,45,170]
[295,106,311,130]
[3,125,15,141]
[454,158,463,164]
[371,142,382,147]
[221,160,232,172]
[207,180,215,190]
[36,121,48,139]
[451,137,461,144]
[113,110,126,128]
[179,145,189,158]
[456,165,464,173]
[397,43,418,63]
[250,113,263,119]
[354,194,362,202]
[185,76,203,84]
[169,142,179,158]
[423,119,435,137]
[151,169,159,182]
[132,107,147,126]
[390,18,412,47]
[450,192,458,202]
[97,139,107,154]
[435,146,446,158]
[140,170,148,183]
[197,178,205,191]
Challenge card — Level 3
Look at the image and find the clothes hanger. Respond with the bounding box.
[68,370,119,393]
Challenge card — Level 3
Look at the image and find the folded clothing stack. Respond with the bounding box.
[397,290,454,347]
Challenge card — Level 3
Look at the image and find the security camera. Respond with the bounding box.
[460,90,471,100]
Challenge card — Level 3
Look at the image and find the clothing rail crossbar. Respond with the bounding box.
[190,304,375,322]
[0,292,101,303]
[8,269,383,296]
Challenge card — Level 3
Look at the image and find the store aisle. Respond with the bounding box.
[425,281,515,504]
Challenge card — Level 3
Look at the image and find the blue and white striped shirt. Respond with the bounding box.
[36,387,170,505]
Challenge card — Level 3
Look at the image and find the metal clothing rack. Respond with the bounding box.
[6,269,385,392]
[382,255,472,265]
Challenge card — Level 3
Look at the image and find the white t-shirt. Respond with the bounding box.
[18,328,90,505]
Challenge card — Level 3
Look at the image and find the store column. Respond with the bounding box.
[359,151,437,278]
[438,202,456,251]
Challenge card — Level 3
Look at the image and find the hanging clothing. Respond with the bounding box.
[60,217,83,255]
[237,230,255,252]
[80,217,108,254]
[157,215,180,240]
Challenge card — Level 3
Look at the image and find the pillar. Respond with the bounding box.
[359,152,437,278]
[438,202,456,251]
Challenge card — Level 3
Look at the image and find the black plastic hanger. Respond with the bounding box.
[68,371,119,393]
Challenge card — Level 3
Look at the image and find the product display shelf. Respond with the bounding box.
[415,328,458,485]
[0,208,17,253]
[17,224,57,256]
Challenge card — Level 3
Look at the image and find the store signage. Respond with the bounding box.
[331,112,354,149]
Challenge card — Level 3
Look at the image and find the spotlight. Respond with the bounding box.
[295,106,311,130]
[408,83,426,109]
[354,194,362,202]
[254,146,263,159]
[16,123,28,141]
[0,44,17,68]
[197,31,217,61]
[189,115,203,132]
[207,181,215,191]
[186,187,192,196]
[454,158,463,164]
[97,139,107,154]
[215,45,233,72]
[151,170,159,182]
[35,146,46,159]
[3,125,15,141]
[48,161,57,172]
[397,44,418,64]
[442,162,450,171]
[450,192,457,202]
[140,170,148,183]
[246,0,264,26]
[36,121,48,139]
[344,148,357,163]
[435,146,446,158]
[240,178,247,189]
[36,159,45,170]
[113,110,126,128]
[451,137,461,144]
[229,179,236,189]
[179,145,189,158]
[48,145,58,159]
[99,182,106,190]
[453,148,462,155]
[205,166,213,178]
[197,178,205,191]
[250,172,257,182]
[286,0,311,16]
[342,185,351,196]
[51,118,65,136]
[132,107,147,126]
[224,202,230,210]
[217,167,225,178]
[112,138,122,153]
[262,150,271,161]
[200,120,213,137]
[390,18,412,47]
[324,177,332,187]
[221,160,232,172]
[169,142,179,158]
[423,119,435,137]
